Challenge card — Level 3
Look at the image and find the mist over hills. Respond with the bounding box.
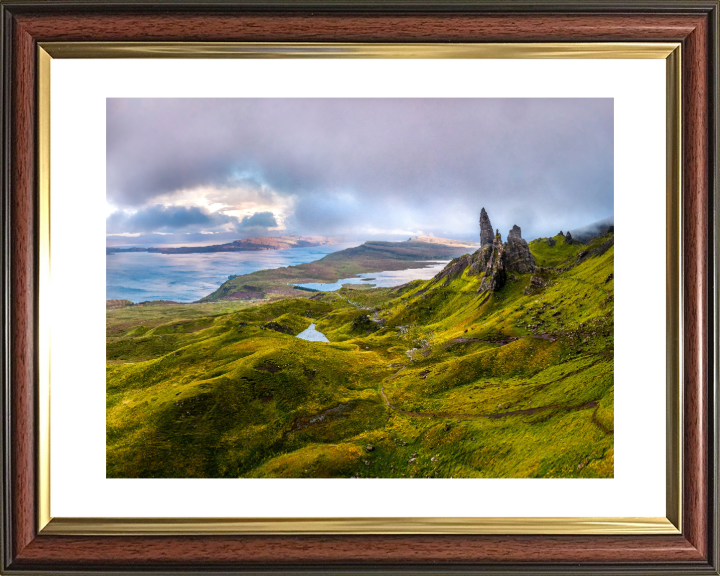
[569,216,614,244]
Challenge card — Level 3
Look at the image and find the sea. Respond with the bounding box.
[106,242,449,303]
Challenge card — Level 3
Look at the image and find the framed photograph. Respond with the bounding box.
[1,1,717,574]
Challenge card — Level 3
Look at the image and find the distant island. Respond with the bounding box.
[106,235,344,255]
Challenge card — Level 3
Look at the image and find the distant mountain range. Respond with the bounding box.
[106,235,345,255]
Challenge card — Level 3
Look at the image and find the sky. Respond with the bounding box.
[106,98,613,247]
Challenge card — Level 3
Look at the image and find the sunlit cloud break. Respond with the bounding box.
[107,98,613,244]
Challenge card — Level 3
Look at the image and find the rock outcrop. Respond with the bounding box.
[436,254,473,284]
[503,225,536,274]
[565,231,574,245]
[575,235,614,266]
[475,222,536,293]
[479,208,494,249]
[435,210,537,293]
[466,252,486,277]
[524,267,553,295]
[478,231,507,292]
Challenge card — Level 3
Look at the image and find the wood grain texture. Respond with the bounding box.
[14,12,703,42]
[2,4,716,573]
[10,18,37,561]
[9,534,707,567]
[681,10,710,560]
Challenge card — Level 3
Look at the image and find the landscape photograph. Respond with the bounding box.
[106,98,614,479]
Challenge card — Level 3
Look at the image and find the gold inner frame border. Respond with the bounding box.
[36,41,682,536]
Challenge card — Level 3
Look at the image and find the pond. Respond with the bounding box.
[296,323,329,343]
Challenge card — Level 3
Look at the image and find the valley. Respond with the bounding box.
[106,227,614,479]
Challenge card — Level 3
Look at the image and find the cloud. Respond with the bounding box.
[106,230,244,247]
[107,98,613,240]
[235,211,278,234]
[106,205,236,235]
[290,192,361,234]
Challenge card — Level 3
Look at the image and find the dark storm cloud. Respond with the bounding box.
[235,211,278,234]
[107,98,613,240]
[106,204,236,234]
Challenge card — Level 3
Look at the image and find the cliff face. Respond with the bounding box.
[478,231,508,292]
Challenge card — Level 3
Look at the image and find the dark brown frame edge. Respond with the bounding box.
[0,1,718,574]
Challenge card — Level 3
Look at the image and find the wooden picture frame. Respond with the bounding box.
[1,1,717,573]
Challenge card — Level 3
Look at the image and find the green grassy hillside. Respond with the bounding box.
[528,233,584,267]
[107,232,614,478]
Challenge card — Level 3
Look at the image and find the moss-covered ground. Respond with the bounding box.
[107,233,614,478]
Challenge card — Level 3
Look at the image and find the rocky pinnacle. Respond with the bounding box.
[479,208,494,248]
[472,209,537,293]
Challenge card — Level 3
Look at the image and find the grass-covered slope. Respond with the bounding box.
[107,232,613,478]
[528,233,584,267]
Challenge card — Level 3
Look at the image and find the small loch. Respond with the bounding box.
[296,323,329,343]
